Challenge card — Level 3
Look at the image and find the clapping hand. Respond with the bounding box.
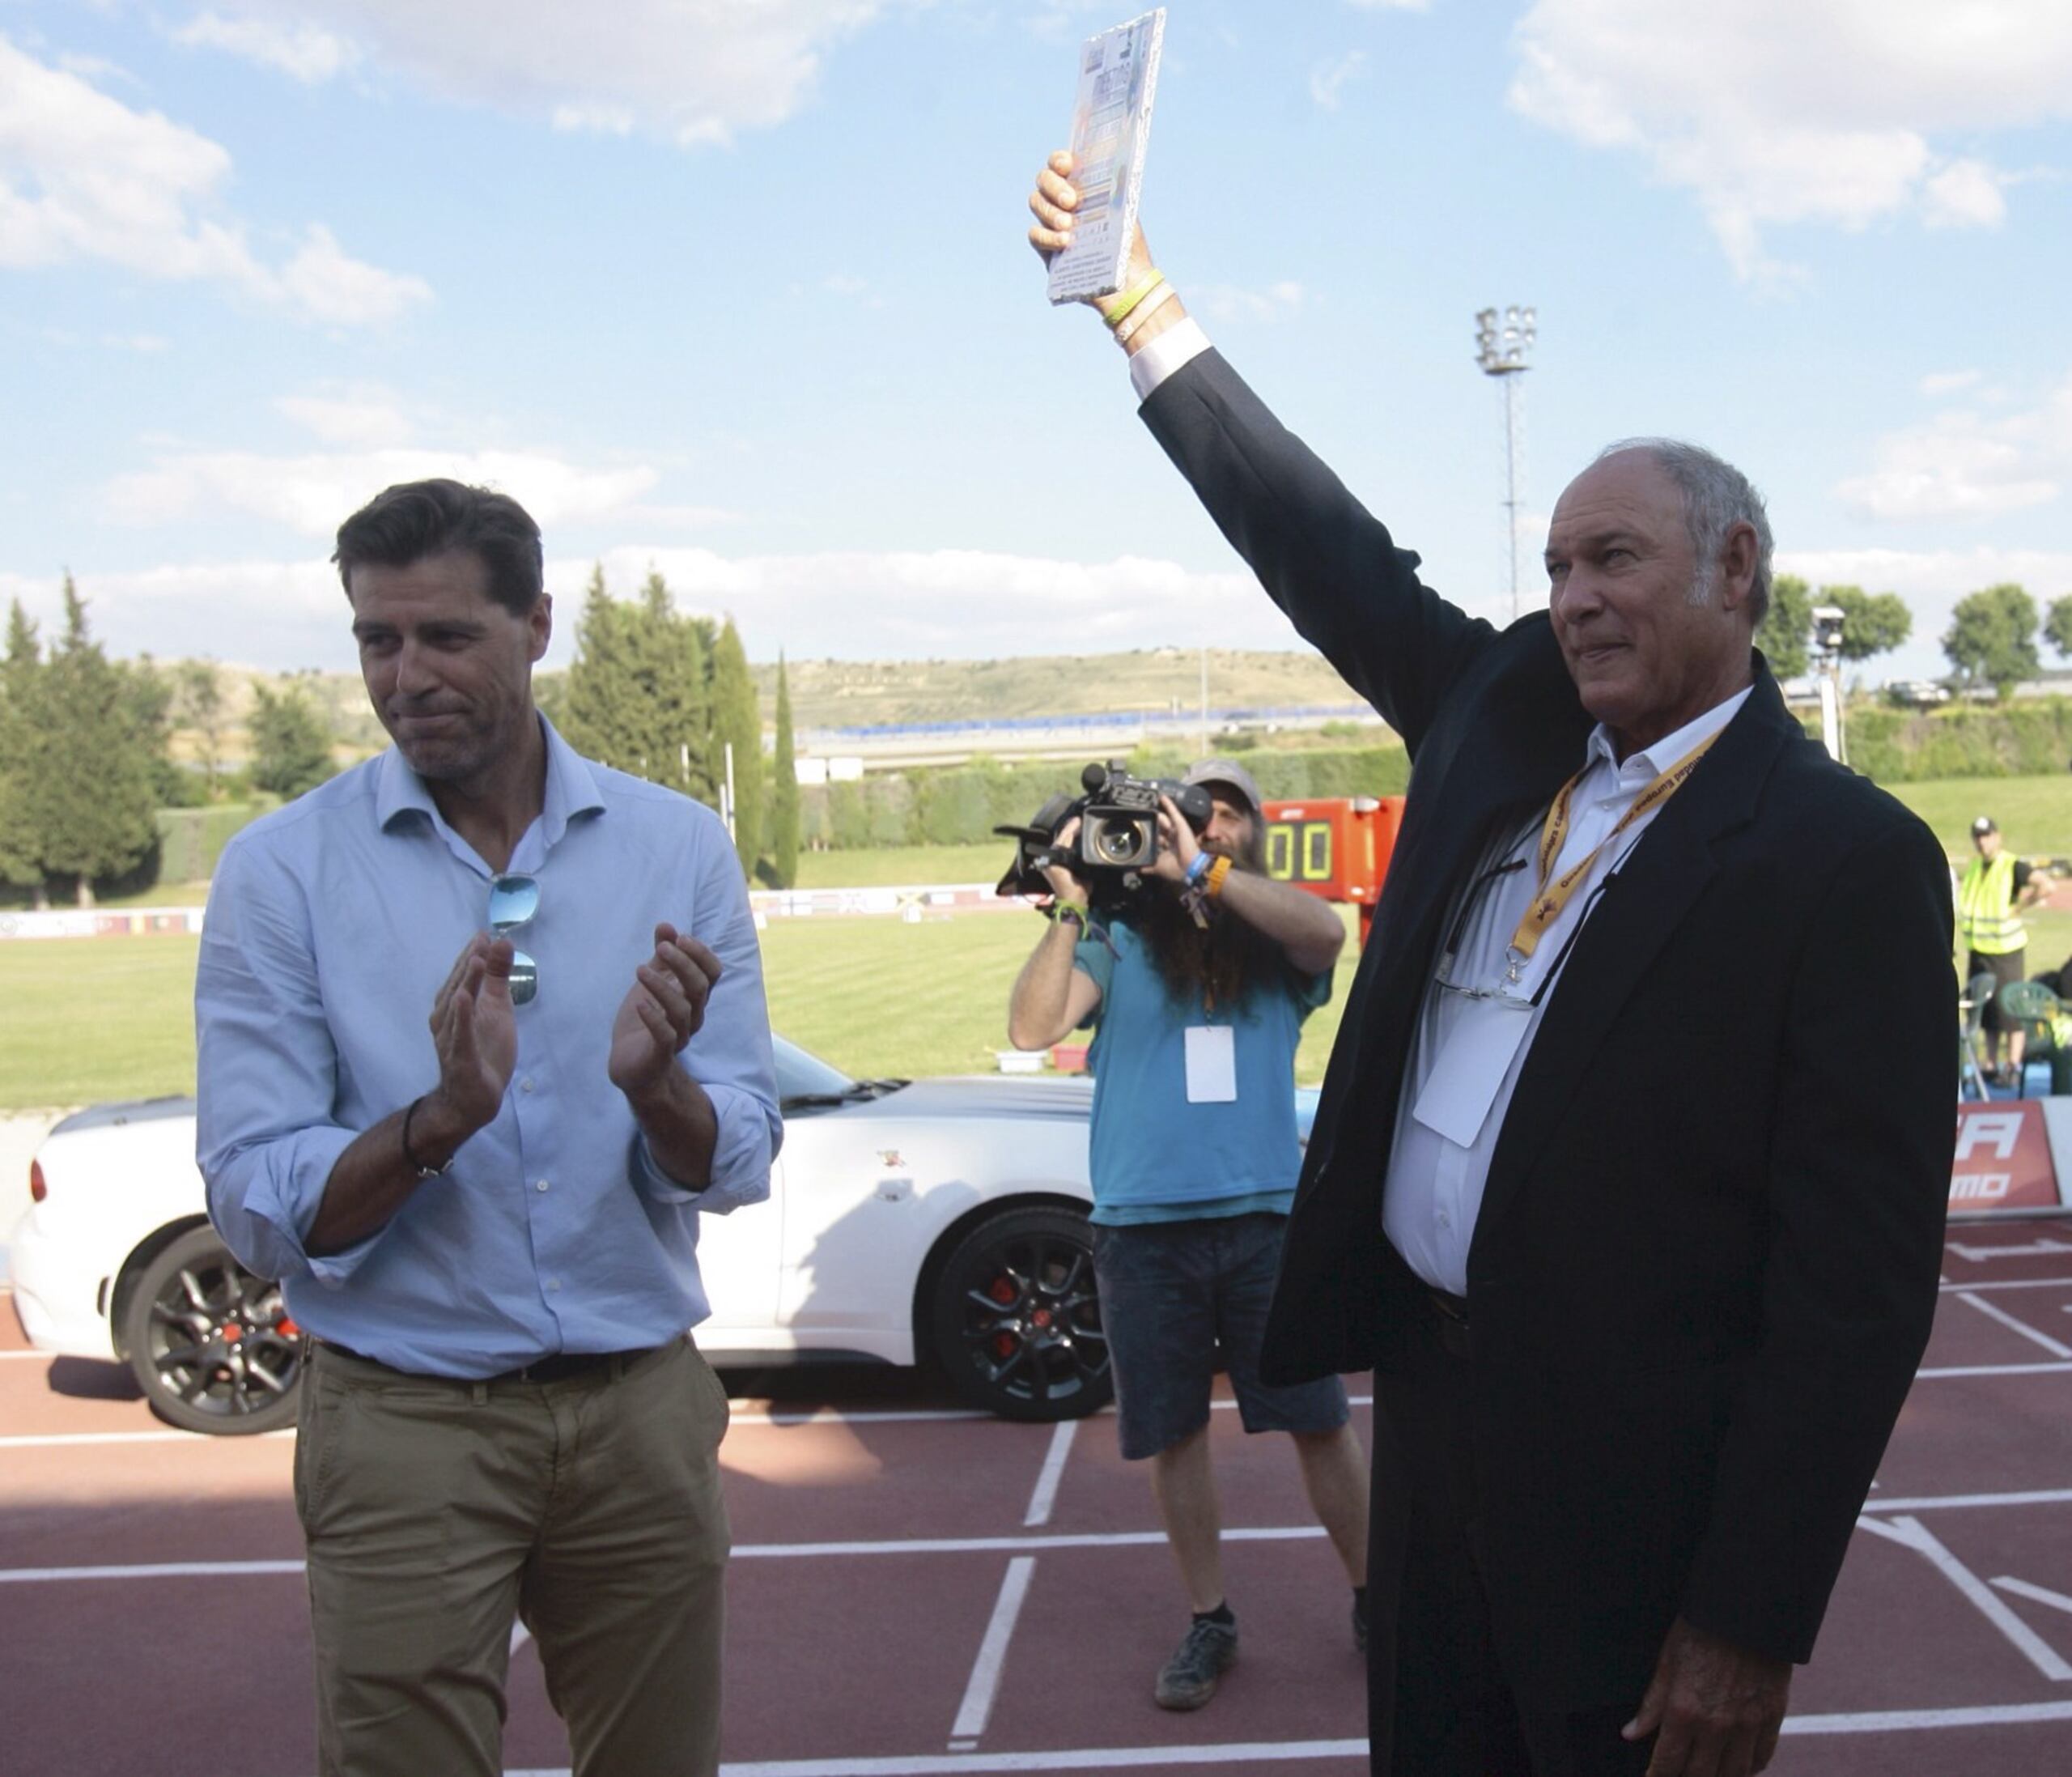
[609,923,723,1099]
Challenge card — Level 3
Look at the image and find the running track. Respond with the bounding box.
[6,1220,2072,1775]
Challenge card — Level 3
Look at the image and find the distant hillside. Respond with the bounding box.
[749,648,1365,733]
[157,648,1371,761]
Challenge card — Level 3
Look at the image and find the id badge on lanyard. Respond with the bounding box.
[1184,1026,1238,1103]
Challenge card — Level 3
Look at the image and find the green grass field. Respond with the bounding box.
[1888,779,2072,859]
[2,869,2063,1115]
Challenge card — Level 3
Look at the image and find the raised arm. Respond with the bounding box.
[1027,151,1497,754]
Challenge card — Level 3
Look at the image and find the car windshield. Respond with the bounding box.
[774,1035,907,1112]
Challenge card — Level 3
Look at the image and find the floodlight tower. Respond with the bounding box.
[1475,305,1536,623]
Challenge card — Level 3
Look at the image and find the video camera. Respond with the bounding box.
[995,761,1214,904]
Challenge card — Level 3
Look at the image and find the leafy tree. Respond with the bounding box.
[174,659,230,800]
[2046,593,2072,662]
[710,619,762,877]
[1942,583,2040,700]
[1755,573,1812,678]
[560,565,714,797]
[34,577,161,903]
[766,653,800,888]
[1823,586,1913,663]
[0,602,45,899]
[248,681,337,798]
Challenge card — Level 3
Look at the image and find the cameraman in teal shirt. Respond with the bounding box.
[1008,759,1369,1712]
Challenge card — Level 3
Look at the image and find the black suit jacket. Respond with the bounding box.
[1140,350,1956,1703]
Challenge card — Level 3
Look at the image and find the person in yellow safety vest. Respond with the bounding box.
[1959,815,2051,1083]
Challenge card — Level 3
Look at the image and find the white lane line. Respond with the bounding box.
[1914,1360,2072,1380]
[1023,1422,1077,1529]
[1993,1577,2072,1618]
[1855,1515,2072,1681]
[0,1396,1374,1449]
[0,1559,305,1583]
[520,1704,2072,1775]
[1947,1238,2072,1262]
[1940,1276,2072,1292]
[0,1528,1328,1586]
[31,1492,2072,1588]
[948,1557,1037,1743]
[1955,1291,2072,1359]
[1865,1488,2072,1512]
[0,1429,295,1449]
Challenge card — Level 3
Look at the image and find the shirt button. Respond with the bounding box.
[1437,1210,1452,1227]
[546,1279,561,1292]
[520,1078,535,1093]
[537,1179,550,1192]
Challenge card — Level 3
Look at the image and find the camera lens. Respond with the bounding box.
[1086,816,1149,866]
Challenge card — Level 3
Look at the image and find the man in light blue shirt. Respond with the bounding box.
[196,478,779,1777]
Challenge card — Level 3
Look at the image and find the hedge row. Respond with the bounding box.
[1817,699,2072,782]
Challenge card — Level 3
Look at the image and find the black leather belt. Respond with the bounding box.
[321,1340,660,1385]
[1424,1288,1474,1362]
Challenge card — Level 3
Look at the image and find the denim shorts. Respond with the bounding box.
[1092,1212,1350,1461]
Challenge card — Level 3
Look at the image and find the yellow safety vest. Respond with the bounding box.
[1958,852,2026,955]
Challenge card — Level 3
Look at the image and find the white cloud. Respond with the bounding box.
[1920,370,1981,397]
[1310,51,1368,112]
[178,0,892,147]
[1507,0,2072,280]
[1921,158,2008,229]
[1192,281,1306,324]
[1,546,1308,674]
[102,448,668,538]
[274,390,417,449]
[1347,1,1429,11]
[0,35,427,324]
[1835,373,2072,522]
[277,223,431,325]
[172,11,359,83]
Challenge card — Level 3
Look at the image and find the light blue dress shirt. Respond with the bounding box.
[196,716,781,1378]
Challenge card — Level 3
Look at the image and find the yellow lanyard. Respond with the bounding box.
[1505,731,1723,976]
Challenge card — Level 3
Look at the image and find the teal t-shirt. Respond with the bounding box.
[1073,916,1331,1226]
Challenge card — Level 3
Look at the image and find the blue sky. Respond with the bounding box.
[2,1,2070,687]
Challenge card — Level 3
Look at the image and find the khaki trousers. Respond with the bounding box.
[295,1335,731,1777]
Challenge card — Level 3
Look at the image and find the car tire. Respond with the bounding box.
[121,1226,304,1436]
[929,1206,1112,1423]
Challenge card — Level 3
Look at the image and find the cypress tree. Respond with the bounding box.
[33,576,160,904]
[710,619,762,877]
[767,653,800,888]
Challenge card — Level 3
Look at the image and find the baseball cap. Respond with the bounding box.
[1183,758,1264,820]
[1972,815,1998,837]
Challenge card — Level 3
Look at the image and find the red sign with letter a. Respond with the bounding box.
[1949,1103,2061,1213]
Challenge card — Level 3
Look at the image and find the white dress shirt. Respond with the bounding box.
[1382,690,1752,1294]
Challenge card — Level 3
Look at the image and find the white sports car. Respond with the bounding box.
[11,1035,1319,1436]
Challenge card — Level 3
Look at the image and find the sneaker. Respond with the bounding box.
[1155,1615,1238,1711]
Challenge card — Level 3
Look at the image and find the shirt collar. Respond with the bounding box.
[376,713,605,853]
[1583,683,1754,782]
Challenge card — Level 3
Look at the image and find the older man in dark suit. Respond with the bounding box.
[1028,155,1955,1777]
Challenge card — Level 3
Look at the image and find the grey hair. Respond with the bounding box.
[1593,438,1774,627]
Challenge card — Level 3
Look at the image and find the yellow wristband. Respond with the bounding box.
[1102,271,1166,326]
[1049,899,1089,926]
[1204,856,1233,899]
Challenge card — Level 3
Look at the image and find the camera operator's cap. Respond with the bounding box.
[1972,815,1998,837]
[1183,759,1265,821]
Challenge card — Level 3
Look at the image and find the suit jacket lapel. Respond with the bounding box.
[1471,675,1795,1246]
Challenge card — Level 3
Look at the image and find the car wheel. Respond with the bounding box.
[930,1207,1111,1422]
[121,1226,304,1435]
